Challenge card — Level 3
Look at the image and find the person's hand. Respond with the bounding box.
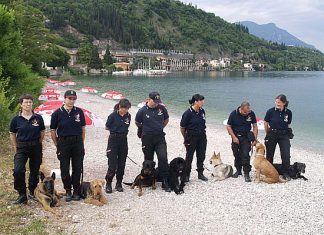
[232,136,239,144]
[252,140,257,146]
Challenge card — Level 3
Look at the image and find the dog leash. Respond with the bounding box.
[203,163,212,172]
[127,156,141,167]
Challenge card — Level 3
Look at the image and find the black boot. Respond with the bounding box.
[65,189,72,202]
[162,177,171,192]
[72,190,81,201]
[185,174,190,183]
[244,173,251,182]
[198,172,208,181]
[28,189,36,200]
[233,170,242,178]
[282,173,291,181]
[13,193,27,205]
[105,182,112,194]
[115,182,123,192]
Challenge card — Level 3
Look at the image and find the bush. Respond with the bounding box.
[0,81,15,136]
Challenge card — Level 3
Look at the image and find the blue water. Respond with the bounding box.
[71,71,324,154]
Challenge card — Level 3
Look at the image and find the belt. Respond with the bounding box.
[187,129,206,134]
[235,132,248,137]
[271,129,287,134]
[59,135,82,141]
[17,139,40,147]
[110,133,127,137]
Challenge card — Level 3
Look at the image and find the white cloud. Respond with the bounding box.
[180,0,324,52]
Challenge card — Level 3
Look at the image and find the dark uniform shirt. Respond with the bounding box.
[106,111,131,135]
[180,107,206,131]
[135,104,169,135]
[10,112,45,142]
[264,107,292,130]
[227,108,257,134]
[50,106,86,137]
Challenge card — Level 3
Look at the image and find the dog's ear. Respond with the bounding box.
[100,180,105,186]
[51,172,56,181]
[40,171,45,182]
[217,152,220,157]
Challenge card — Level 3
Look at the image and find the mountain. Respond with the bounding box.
[237,21,315,49]
[19,0,324,70]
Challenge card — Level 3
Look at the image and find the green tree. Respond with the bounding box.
[88,46,102,69]
[103,45,115,65]
[45,45,70,69]
[77,42,93,64]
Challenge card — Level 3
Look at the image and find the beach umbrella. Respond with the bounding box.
[81,86,98,93]
[101,90,125,100]
[34,101,105,127]
[38,91,63,101]
[43,87,60,94]
[47,78,59,84]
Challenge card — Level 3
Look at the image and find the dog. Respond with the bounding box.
[273,162,308,181]
[169,157,186,194]
[209,152,233,181]
[123,160,157,196]
[34,171,61,215]
[253,143,286,183]
[80,179,107,206]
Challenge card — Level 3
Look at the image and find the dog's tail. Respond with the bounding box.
[278,175,288,183]
[123,182,133,186]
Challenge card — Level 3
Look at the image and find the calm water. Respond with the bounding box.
[71,71,324,154]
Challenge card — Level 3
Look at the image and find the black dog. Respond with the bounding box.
[123,160,157,196]
[273,162,308,181]
[169,157,187,195]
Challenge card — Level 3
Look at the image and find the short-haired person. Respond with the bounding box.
[50,90,86,201]
[9,94,45,204]
[264,94,293,181]
[105,99,131,193]
[135,92,171,192]
[226,101,258,182]
[180,94,208,182]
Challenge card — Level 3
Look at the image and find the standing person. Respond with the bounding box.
[264,94,293,181]
[105,99,131,193]
[50,90,86,201]
[135,92,171,192]
[180,94,208,182]
[226,101,258,182]
[9,94,45,204]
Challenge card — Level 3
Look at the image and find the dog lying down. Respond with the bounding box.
[35,171,63,215]
[253,143,286,183]
[123,160,157,196]
[273,162,308,181]
[80,179,107,206]
[209,152,233,181]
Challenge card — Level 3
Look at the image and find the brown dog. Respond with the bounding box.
[253,143,285,183]
[80,180,107,206]
[34,171,61,215]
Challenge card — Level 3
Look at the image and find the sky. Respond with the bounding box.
[180,0,324,52]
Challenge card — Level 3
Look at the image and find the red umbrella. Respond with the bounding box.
[43,87,60,94]
[38,91,63,101]
[101,90,125,100]
[81,86,98,93]
[35,101,104,127]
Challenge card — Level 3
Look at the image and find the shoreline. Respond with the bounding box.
[39,83,324,234]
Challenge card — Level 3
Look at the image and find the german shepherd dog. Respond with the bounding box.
[169,157,186,195]
[273,162,308,181]
[123,160,157,196]
[209,152,233,181]
[34,171,61,215]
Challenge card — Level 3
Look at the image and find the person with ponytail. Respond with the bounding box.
[180,94,208,182]
[105,99,131,193]
[264,94,293,181]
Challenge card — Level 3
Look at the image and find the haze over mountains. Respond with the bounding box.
[238,21,315,49]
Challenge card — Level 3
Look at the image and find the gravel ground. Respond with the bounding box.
[39,85,324,235]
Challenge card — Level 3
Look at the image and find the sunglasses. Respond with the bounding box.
[66,97,77,100]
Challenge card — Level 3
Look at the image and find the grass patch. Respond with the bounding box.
[0,137,55,234]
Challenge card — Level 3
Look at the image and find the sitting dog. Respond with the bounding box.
[80,179,107,206]
[123,160,156,196]
[209,152,233,181]
[253,143,285,183]
[273,162,308,181]
[34,171,61,215]
[169,157,186,194]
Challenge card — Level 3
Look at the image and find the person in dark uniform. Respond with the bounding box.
[264,94,293,181]
[226,101,258,182]
[105,99,131,193]
[180,94,208,182]
[9,94,45,204]
[50,90,86,201]
[135,92,171,192]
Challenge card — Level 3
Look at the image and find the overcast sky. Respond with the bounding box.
[180,0,324,52]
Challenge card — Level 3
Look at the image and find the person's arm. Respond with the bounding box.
[50,130,58,146]
[252,123,258,145]
[40,131,45,143]
[180,127,186,138]
[163,118,169,127]
[9,133,17,148]
[226,125,239,144]
[82,126,85,143]
[264,121,270,134]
